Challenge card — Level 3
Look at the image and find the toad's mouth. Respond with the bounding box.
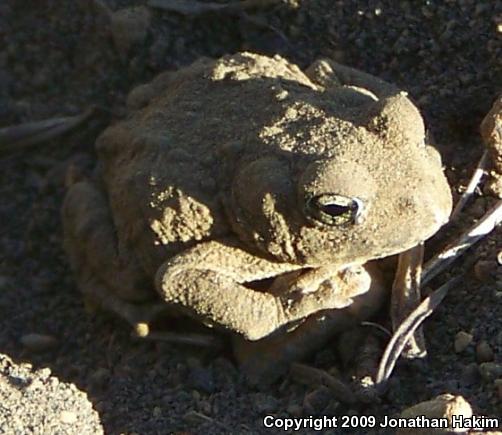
[244,267,316,296]
[245,276,277,292]
[244,264,371,300]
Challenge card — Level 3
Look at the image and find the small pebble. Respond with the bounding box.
[496,331,502,347]
[497,250,502,266]
[303,386,331,415]
[286,404,303,417]
[252,393,279,414]
[88,368,111,390]
[20,333,58,352]
[476,340,494,363]
[494,379,502,400]
[59,410,77,424]
[479,362,502,381]
[460,363,479,386]
[197,399,211,415]
[153,406,162,418]
[473,260,496,281]
[212,357,237,385]
[133,322,149,338]
[188,365,215,394]
[0,275,9,289]
[398,394,472,434]
[454,331,473,353]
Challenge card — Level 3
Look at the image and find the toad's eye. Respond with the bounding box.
[305,194,364,226]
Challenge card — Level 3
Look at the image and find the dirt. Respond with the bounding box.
[0,1,501,434]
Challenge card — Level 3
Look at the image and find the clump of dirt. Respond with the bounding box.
[0,353,103,434]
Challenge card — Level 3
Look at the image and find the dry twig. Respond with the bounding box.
[375,276,460,389]
[148,0,289,45]
[360,321,391,337]
[450,149,489,221]
[376,152,501,388]
[148,0,281,15]
[183,410,230,431]
[135,330,222,348]
[422,199,502,286]
[0,107,95,154]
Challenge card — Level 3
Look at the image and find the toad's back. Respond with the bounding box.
[93,53,368,274]
[92,52,451,276]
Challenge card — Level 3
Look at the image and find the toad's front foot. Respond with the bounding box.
[233,262,388,385]
[155,241,374,341]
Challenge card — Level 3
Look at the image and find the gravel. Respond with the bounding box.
[0,354,103,434]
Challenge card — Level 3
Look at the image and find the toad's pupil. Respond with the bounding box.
[321,203,351,217]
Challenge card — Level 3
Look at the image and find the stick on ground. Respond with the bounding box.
[148,0,281,15]
[0,107,95,154]
[376,277,460,389]
[450,149,489,221]
[422,199,502,286]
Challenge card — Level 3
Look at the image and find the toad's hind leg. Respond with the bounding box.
[62,180,166,329]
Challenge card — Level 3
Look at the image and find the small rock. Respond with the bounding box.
[495,379,502,400]
[88,368,111,390]
[454,331,473,353]
[398,394,472,434]
[196,399,211,415]
[460,363,479,386]
[188,365,215,394]
[111,6,151,59]
[481,95,502,195]
[20,334,58,352]
[212,357,237,386]
[252,393,279,414]
[479,362,502,381]
[473,260,497,282]
[303,386,332,415]
[153,406,162,418]
[0,275,9,289]
[59,410,77,424]
[133,322,149,338]
[286,403,303,417]
[476,340,494,363]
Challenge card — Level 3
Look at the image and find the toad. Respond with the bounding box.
[62,52,452,380]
